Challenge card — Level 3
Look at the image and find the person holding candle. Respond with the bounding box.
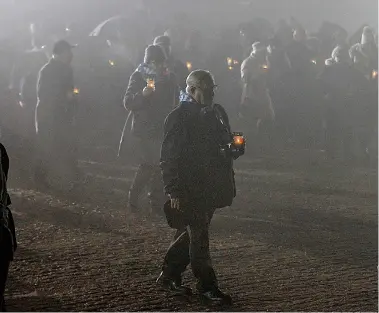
[157,70,244,304]
[121,45,178,216]
[34,40,80,191]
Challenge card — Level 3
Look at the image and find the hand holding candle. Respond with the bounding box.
[143,78,155,97]
[231,132,245,157]
[233,134,245,147]
[147,78,155,90]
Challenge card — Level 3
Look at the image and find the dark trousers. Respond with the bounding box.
[0,256,10,312]
[129,164,165,211]
[162,207,217,292]
[129,138,165,212]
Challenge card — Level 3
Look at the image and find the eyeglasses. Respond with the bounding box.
[191,84,218,92]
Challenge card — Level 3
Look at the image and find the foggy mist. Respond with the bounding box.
[0,0,377,312]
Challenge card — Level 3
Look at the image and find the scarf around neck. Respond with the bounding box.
[136,62,170,82]
[179,90,197,103]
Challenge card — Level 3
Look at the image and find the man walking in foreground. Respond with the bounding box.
[157,70,244,304]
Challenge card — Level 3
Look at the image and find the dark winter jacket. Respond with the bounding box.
[122,70,178,140]
[160,100,236,209]
[36,58,77,134]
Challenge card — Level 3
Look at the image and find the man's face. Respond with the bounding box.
[192,83,215,106]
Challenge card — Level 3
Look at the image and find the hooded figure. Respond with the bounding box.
[349,26,378,76]
[121,44,179,215]
[153,35,188,90]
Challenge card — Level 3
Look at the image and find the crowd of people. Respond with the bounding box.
[0,8,378,309]
[0,15,377,170]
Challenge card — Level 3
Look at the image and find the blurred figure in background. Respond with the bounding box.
[35,40,80,192]
[319,45,368,162]
[182,30,207,72]
[286,26,321,149]
[349,26,378,77]
[266,34,292,150]
[153,35,188,90]
[349,26,378,164]
[122,45,178,216]
[6,23,50,169]
[240,42,275,154]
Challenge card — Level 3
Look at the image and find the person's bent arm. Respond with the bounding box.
[160,109,186,200]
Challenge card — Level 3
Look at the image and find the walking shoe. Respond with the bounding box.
[156,272,192,295]
[200,287,232,305]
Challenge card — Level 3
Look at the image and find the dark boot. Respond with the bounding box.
[156,272,192,295]
[199,287,232,305]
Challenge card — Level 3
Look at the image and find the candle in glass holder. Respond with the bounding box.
[147,78,155,90]
[233,135,245,146]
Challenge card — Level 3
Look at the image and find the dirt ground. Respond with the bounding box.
[3,153,378,312]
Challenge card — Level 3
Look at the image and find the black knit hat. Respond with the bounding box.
[153,35,171,48]
[144,44,166,64]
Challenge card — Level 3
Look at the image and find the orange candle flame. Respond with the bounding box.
[234,135,245,146]
[147,79,155,89]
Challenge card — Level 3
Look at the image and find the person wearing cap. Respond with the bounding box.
[153,35,188,90]
[318,45,369,162]
[34,40,79,191]
[121,45,178,216]
[240,41,275,150]
[157,70,242,304]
